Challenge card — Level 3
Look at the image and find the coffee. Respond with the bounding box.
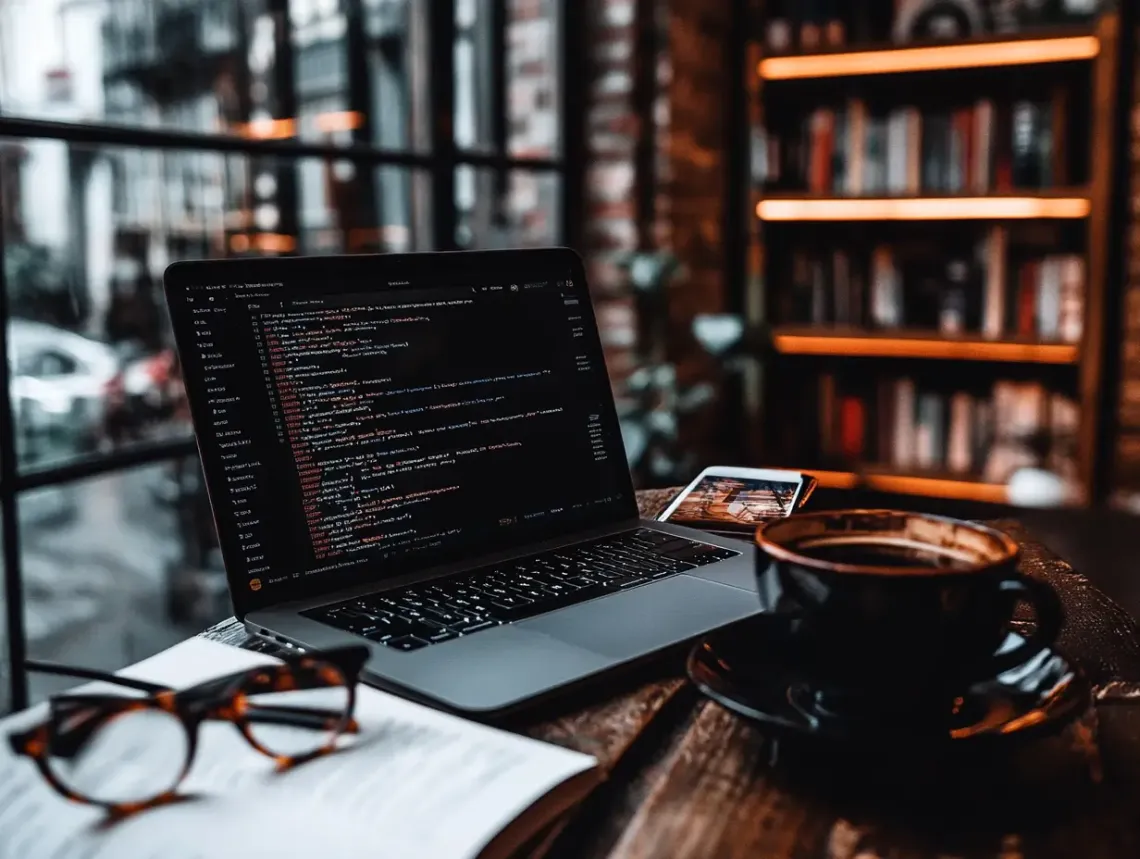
[790,538,977,571]
[754,510,1065,725]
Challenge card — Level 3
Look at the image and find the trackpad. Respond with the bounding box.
[527,575,758,659]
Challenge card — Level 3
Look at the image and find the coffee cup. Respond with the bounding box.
[754,510,1064,724]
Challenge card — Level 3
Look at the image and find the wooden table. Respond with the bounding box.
[202,489,1140,859]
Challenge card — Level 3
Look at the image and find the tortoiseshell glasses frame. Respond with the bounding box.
[7,645,369,815]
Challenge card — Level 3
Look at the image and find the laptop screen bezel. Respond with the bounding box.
[163,248,640,619]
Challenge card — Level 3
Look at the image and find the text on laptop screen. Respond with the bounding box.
[169,261,634,610]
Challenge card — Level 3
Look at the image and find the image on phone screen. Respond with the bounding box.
[666,476,800,530]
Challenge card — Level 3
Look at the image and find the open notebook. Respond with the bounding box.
[0,638,600,859]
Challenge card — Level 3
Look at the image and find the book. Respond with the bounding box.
[893,378,917,470]
[0,638,599,859]
[1058,255,1084,343]
[982,226,1008,340]
[947,392,975,474]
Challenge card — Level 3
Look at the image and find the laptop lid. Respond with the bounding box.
[164,249,638,619]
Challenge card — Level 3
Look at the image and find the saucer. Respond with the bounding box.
[688,616,1090,745]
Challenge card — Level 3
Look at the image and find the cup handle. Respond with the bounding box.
[987,576,1065,675]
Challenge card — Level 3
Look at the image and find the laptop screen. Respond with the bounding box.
[165,250,637,615]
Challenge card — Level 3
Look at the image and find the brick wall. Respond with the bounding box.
[661,1,729,379]
[585,0,729,432]
[1113,27,1140,500]
[585,0,643,390]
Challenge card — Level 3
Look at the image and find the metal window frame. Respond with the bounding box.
[0,0,582,711]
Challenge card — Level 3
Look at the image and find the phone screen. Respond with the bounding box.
[662,474,802,531]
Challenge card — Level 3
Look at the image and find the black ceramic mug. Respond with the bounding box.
[754,510,1064,724]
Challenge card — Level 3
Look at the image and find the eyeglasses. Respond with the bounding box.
[7,645,369,815]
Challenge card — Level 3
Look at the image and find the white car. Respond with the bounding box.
[8,319,121,455]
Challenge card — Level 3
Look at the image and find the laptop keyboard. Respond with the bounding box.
[303,529,740,652]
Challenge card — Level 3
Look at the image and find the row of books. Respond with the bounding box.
[763,0,1103,55]
[784,236,1084,342]
[757,98,1067,195]
[817,374,1080,483]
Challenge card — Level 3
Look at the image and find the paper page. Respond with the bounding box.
[0,638,596,859]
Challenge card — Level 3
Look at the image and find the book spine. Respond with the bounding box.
[972,99,994,193]
[893,377,917,470]
[876,377,895,463]
[1051,85,1069,187]
[947,392,974,474]
[1011,101,1045,189]
[1058,255,1085,344]
[982,225,1008,339]
[809,109,834,194]
[819,372,837,458]
[1037,256,1061,340]
[886,109,907,195]
[870,246,901,328]
[847,99,867,196]
[839,396,866,460]
[833,250,851,325]
[905,108,923,194]
[1017,261,1038,337]
[866,116,888,195]
[811,258,828,325]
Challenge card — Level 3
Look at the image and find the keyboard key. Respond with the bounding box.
[490,595,533,611]
[454,619,497,635]
[422,606,466,625]
[565,575,601,588]
[387,636,429,652]
[427,628,458,644]
[615,576,649,589]
[362,616,419,640]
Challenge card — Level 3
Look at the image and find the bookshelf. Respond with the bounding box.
[744,6,1121,504]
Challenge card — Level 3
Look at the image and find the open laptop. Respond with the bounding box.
[164,248,761,715]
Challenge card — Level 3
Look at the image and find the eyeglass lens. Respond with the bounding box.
[240,663,352,758]
[46,707,190,806]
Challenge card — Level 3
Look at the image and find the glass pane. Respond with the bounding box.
[2,140,430,471]
[0,0,429,152]
[23,459,224,704]
[455,168,560,249]
[295,159,432,254]
[0,513,9,715]
[291,0,431,151]
[455,0,561,157]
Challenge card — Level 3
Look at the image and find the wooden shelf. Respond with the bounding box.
[772,329,1080,364]
[798,468,1009,504]
[755,194,1091,222]
[758,33,1099,81]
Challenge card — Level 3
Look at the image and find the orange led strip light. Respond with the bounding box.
[772,333,1079,364]
[793,470,1008,503]
[756,196,1091,221]
[758,35,1099,80]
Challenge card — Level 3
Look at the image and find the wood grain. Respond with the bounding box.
[526,680,685,768]
[992,518,1140,690]
[198,488,1140,859]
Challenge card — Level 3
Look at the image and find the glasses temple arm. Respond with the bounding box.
[24,660,169,695]
[242,703,359,733]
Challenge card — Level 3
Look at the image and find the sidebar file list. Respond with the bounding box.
[189,292,269,591]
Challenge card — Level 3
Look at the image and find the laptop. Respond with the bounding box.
[164,248,761,715]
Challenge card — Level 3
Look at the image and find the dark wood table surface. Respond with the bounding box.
[202,489,1140,859]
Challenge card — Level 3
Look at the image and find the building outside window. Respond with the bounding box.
[0,0,573,711]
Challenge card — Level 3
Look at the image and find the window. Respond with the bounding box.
[0,0,575,711]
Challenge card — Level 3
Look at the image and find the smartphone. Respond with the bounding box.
[657,466,810,536]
